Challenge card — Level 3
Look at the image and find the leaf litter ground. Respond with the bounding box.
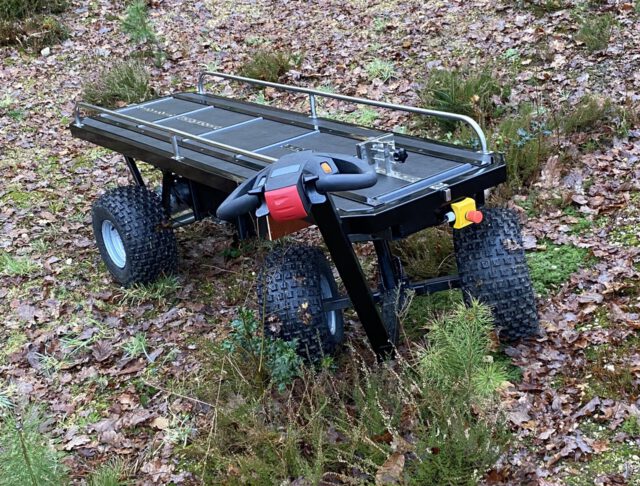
[1,0,639,483]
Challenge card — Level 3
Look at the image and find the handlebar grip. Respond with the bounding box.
[216,193,260,221]
[315,152,366,174]
[315,171,377,193]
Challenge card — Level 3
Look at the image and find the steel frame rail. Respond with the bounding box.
[73,102,277,165]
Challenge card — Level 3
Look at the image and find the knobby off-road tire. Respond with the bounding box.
[453,208,539,341]
[92,186,178,286]
[257,245,345,360]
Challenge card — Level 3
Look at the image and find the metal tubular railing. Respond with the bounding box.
[197,71,490,155]
[73,102,277,164]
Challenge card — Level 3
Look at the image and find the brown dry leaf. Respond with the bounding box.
[375,452,405,485]
[63,435,91,450]
[372,430,393,444]
[91,341,113,362]
[151,416,171,430]
[591,439,610,454]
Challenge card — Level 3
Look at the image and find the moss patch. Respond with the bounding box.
[582,335,640,401]
[526,243,590,295]
[564,443,640,485]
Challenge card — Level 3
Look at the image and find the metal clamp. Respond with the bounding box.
[197,71,491,155]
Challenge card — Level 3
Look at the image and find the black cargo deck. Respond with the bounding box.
[71,75,506,236]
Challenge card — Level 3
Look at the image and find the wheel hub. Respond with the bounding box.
[319,274,338,336]
[101,220,126,268]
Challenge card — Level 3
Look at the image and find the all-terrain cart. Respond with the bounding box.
[70,72,539,359]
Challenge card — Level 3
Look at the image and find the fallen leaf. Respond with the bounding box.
[375,452,405,485]
[151,416,170,430]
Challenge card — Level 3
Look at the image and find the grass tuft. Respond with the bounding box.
[418,69,506,131]
[576,13,616,52]
[122,332,149,360]
[0,0,67,22]
[365,58,396,82]
[82,60,154,108]
[239,49,301,83]
[561,95,618,134]
[0,251,38,277]
[0,0,67,48]
[88,458,130,486]
[520,0,568,15]
[493,105,552,192]
[392,226,455,280]
[117,275,180,304]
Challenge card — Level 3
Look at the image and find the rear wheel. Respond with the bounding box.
[453,208,539,341]
[92,186,178,286]
[257,245,344,360]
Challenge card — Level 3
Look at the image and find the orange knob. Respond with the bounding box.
[465,210,483,224]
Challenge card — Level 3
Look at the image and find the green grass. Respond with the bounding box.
[418,69,506,131]
[563,206,599,235]
[492,105,552,192]
[582,336,640,401]
[392,226,456,280]
[186,303,509,484]
[117,275,180,305]
[82,60,154,108]
[0,0,67,22]
[576,13,616,51]
[88,458,130,486]
[564,443,640,485]
[121,332,149,360]
[561,95,618,134]
[365,58,396,82]
[0,332,27,367]
[621,416,640,436]
[239,49,301,83]
[520,0,568,15]
[331,106,378,126]
[0,251,38,277]
[526,243,589,295]
[0,0,68,49]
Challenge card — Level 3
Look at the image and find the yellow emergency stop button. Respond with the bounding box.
[450,197,482,229]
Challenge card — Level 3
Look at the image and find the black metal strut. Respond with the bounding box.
[311,197,393,359]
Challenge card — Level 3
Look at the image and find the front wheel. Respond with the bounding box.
[257,245,344,360]
[92,186,178,286]
[453,208,539,341]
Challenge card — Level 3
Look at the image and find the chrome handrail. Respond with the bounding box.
[197,71,490,155]
[73,102,277,164]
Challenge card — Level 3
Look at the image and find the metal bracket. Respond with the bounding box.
[356,134,419,183]
[171,135,184,161]
[429,182,451,202]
